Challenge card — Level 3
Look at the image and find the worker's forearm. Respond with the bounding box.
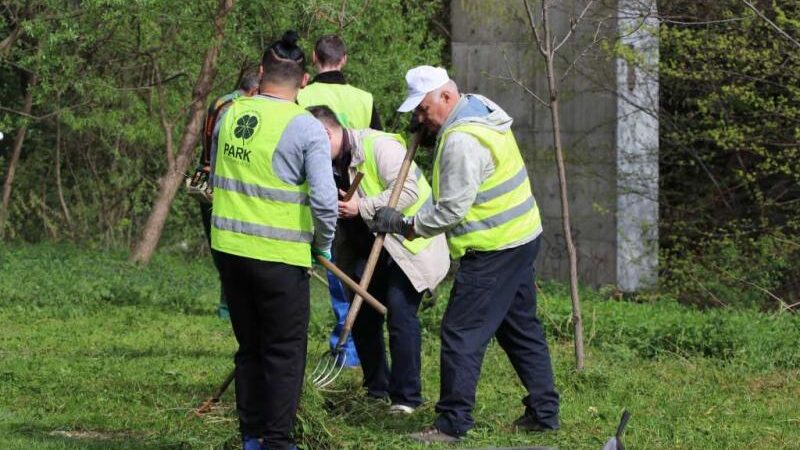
[303,127,338,251]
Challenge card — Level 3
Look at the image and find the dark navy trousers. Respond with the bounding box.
[435,237,559,436]
[350,251,424,407]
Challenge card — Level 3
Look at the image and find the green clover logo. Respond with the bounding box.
[234,114,258,140]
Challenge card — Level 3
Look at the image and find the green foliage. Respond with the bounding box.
[660,0,800,308]
[662,232,799,311]
[537,281,800,370]
[0,0,445,248]
[0,241,219,313]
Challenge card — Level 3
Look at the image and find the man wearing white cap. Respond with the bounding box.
[371,66,560,443]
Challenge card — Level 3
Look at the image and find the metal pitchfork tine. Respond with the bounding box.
[309,253,387,387]
[309,172,363,388]
[310,132,422,389]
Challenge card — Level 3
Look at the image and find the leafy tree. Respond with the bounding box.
[660,0,800,308]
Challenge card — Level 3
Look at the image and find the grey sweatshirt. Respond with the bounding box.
[210,95,338,252]
[413,94,539,249]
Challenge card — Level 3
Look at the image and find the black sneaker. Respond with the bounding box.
[513,414,559,432]
[408,426,461,444]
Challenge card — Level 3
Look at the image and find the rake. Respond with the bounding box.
[310,132,421,389]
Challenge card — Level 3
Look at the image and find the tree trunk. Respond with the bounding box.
[0,72,36,236]
[129,0,235,264]
[545,54,585,371]
[540,0,585,370]
[55,110,72,225]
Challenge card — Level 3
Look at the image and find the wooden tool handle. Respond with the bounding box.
[335,133,422,350]
[342,172,364,202]
[315,255,387,315]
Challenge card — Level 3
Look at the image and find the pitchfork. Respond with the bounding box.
[309,132,421,388]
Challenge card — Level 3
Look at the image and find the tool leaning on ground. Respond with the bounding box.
[309,132,422,389]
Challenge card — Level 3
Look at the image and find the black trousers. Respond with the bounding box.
[350,251,424,407]
[216,251,309,450]
[434,237,560,436]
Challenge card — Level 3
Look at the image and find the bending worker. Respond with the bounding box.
[210,32,337,450]
[298,34,382,367]
[371,66,560,443]
[307,105,449,413]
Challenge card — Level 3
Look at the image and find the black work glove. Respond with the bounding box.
[371,207,414,238]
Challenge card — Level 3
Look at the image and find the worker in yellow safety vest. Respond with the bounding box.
[371,66,560,443]
[209,31,337,450]
[307,105,449,414]
[297,34,382,369]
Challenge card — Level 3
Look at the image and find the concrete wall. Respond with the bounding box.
[450,0,658,290]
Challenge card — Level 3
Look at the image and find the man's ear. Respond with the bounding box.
[301,72,310,88]
[442,88,456,105]
[341,54,348,68]
[311,50,318,67]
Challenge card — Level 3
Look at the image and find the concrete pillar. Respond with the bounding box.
[616,0,659,291]
[450,0,659,290]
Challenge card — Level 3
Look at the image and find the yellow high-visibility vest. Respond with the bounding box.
[297,82,372,128]
[211,96,314,267]
[355,131,435,254]
[432,123,542,259]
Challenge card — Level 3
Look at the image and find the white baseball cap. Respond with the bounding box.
[397,66,450,112]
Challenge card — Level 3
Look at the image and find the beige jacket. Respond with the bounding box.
[337,129,450,293]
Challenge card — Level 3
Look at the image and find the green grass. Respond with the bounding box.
[0,243,798,449]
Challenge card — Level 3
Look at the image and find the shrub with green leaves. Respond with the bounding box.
[0,0,446,248]
[660,1,800,308]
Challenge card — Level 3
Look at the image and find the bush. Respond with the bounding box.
[661,231,799,310]
[536,282,800,370]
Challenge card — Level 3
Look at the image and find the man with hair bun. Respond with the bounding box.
[209,31,337,450]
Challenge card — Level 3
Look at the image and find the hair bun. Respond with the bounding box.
[281,30,299,48]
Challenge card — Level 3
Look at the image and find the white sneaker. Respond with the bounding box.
[389,404,415,415]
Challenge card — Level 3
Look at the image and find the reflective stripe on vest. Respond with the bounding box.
[297,83,373,128]
[211,96,314,267]
[432,123,542,259]
[356,131,435,255]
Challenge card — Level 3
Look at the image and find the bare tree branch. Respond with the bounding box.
[0,101,91,121]
[523,0,547,56]
[553,0,595,53]
[494,51,550,108]
[152,61,176,171]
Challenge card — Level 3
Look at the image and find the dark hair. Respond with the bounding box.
[314,34,346,67]
[262,59,304,88]
[263,30,305,67]
[260,31,306,88]
[238,68,260,92]
[307,105,342,129]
